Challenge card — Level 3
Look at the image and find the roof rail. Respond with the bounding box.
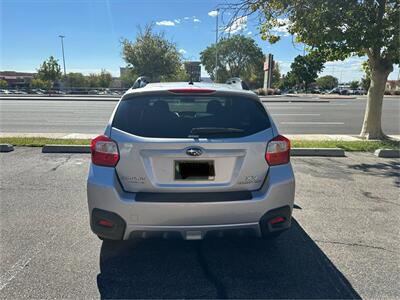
[225,77,250,90]
[132,76,150,89]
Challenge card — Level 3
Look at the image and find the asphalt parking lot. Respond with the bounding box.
[0,148,399,299]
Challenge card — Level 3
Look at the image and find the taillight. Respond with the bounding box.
[98,219,114,228]
[91,135,119,167]
[265,135,291,166]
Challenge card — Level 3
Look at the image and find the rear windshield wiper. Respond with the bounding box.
[189,127,244,137]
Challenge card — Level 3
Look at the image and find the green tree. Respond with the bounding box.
[164,66,189,82]
[122,25,183,82]
[98,69,112,88]
[66,72,87,88]
[271,62,281,88]
[0,79,8,89]
[287,53,325,91]
[235,0,399,139]
[316,75,339,90]
[278,72,296,90]
[87,74,100,88]
[350,80,360,90]
[37,56,62,83]
[278,73,296,90]
[30,78,52,90]
[120,68,138,88]
[200,35,264,88]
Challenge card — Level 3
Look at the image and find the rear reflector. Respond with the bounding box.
[269,216,285,225]
[98,219,114,228]
[265,135,290,166]
[91,135,119,167]
[168,88,215,94]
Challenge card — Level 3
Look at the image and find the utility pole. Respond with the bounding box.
[58,35,67,77]
[214,9,219,82]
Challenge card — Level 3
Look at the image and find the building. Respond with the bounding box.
[0,71,36,88]
[120,67,129,78]
[385,80,400,92]
[184,61,201,82]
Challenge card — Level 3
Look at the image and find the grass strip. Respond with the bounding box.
[0,137,90,147]
[0,137,399,152]
[291,140,399,151]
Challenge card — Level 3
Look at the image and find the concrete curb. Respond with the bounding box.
[374,149,400,158]
[42,145,90,153]
[0,144,14,152]
[291,148,345,157]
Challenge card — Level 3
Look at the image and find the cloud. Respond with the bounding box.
[271,18,290,37]
[208,10,218,17]
[224,16,247,34]
[156,20,175,26]
[184,17,190,20]
[174,19,181,24]
[193,18,201,23]
[179,49,187,54]
[277,61,292,75]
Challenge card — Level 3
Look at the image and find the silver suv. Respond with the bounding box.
[87,81,295,240]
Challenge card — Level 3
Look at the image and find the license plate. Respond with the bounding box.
[174,161,215,180]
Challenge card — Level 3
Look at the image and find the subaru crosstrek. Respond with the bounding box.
[87,81,295,240]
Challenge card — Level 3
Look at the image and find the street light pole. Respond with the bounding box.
[58,35,67,77]
[215,9,219,82]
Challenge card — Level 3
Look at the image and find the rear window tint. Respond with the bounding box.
[112,94,270,138]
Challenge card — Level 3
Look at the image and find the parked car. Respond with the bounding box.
[310,88,321,94]
[0,89,11,94]
[13,90,28,95]
[87,80,295,241]
[328,87,350,95]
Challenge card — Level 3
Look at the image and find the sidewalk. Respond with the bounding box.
[1,133,399,141]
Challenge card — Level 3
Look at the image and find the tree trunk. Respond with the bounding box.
[360,61,392,140]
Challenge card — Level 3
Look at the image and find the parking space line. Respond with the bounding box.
[0,236,55,291]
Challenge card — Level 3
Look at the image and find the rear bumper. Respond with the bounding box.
[87,164,295,240]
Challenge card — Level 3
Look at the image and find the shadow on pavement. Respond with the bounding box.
[348,160,400,187]
[97,219,360,299]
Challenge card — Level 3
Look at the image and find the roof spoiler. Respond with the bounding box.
[132,76,150,89]
[225,77,250,90]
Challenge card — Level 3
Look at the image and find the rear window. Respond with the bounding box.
[112,94,270,138]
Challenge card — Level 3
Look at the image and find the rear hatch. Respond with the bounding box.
[111,90,274,193]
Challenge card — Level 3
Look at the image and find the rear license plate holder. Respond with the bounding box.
[175,161,215,181]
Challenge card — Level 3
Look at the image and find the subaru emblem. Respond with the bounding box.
[186,148,203,157]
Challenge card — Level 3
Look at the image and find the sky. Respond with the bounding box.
[1,0,399,82]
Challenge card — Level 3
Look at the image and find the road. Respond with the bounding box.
[0,148,399,298]
[0,95,399,135]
